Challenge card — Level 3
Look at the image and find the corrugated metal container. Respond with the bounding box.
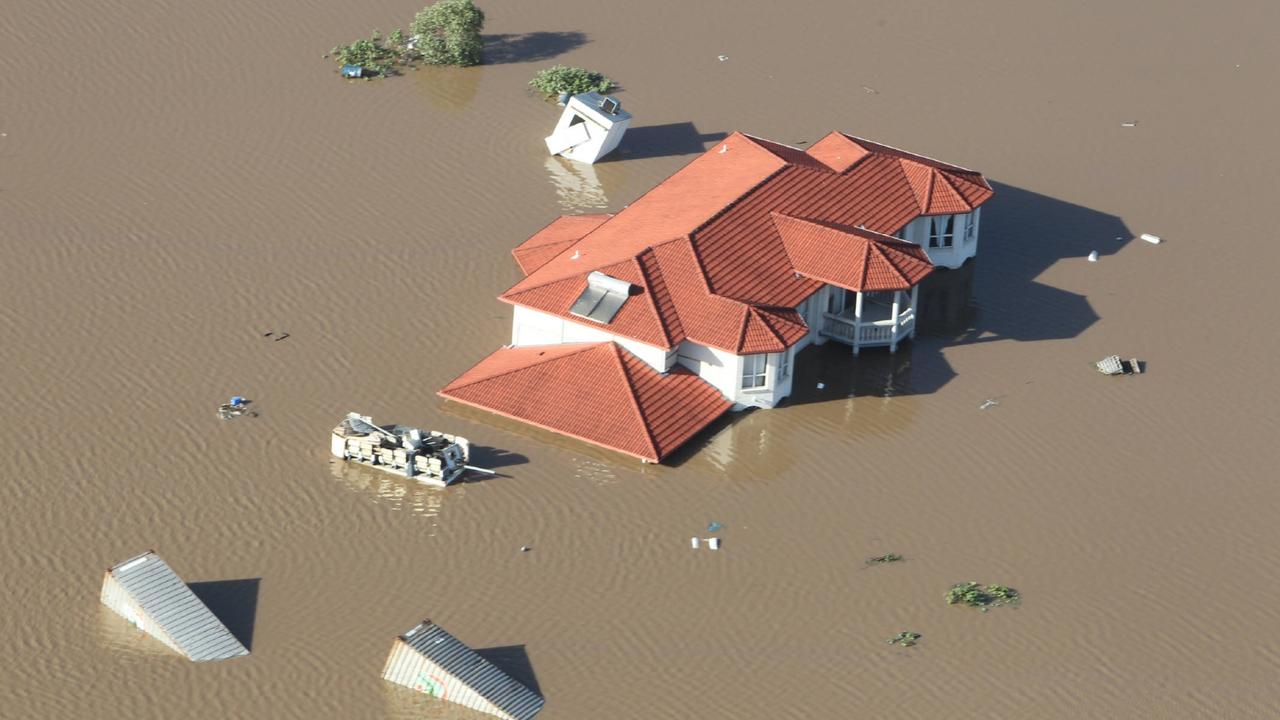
[382,620,544,720]
[99,551,249,662]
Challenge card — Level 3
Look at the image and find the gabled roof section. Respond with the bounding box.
[512,214,612,275]
[438,343,731,462]
[772,213,934,291]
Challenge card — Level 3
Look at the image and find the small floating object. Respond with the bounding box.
[691,537,700,549]
[979,398,999,410]
[707,538,721,550]
[1096,355,1142,376]
[218,396,252,419]
[1140,233,1162,244]
[816,382,825,390]
[341,64,364,78]
[707,521,723,533]
[520,545,531,553]
[1087,250,1099,262]
[717,54,728,62]
[1121,121,1138,127]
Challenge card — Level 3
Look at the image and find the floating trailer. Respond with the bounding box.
[331,412,493,487]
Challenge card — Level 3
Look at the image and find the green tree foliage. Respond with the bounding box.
[331,30,411,76]
[411,0,485,67]
[529,65,614,97]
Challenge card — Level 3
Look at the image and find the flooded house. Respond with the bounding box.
[382,619,545,720]
[440,131,992,462]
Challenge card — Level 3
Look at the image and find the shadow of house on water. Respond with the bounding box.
[189,578,260,652]
[475,645,542,696]
[483,31,589,64]
[610,122,726,162]
[680,182,1130,423]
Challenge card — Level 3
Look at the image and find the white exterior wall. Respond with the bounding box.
[511,305,671,372]
[899,208,980,269]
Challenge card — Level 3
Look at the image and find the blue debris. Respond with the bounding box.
[707,521,723,533]
[341,64,364,79]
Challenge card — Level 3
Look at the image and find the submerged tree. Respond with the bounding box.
[411,0,485,67]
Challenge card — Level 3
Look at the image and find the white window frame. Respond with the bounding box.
[929,215,955,249]
[741,353,768,390]
[965,208,979,244]
[777,349,791,380]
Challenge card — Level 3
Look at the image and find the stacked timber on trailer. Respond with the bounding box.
[100,551,249,662]
[382,619,544,720]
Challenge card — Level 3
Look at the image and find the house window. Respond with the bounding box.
[741,354,768,390]
[929,215,955,249]
[778,350,791,380]
[965,210,978,244]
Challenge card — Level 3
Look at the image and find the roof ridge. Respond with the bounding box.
[446,343,607,390]
[841,132,979,173]
[609,344,660,459]
[933,169,969,210]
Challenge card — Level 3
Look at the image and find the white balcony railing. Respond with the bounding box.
[821,309,915,348]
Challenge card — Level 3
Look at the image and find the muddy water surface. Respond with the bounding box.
[3,1,1280,718]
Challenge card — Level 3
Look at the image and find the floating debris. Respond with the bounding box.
[887,631,921,647]
[217,396,255,419]
[707,537,721,550]
[946,582,1020,610]
[1096,355,1142,376]
[1121,121,1138,127]
[691,537,700,549]
[861,85,878,94]
[979,398,999,410]
[816,382,826,390]
[331,412,492,487]
[717,54,728,62]
[100,551,249,662]
[1140,233,1162,245]
[866,553,903,565]
[383,619,544,720]
[1087,250,1099,262]
[707,521,723,533]
[341,64,364,79]
[520,545,531,553]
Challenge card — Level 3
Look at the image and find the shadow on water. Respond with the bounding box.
[922,181,1129,345]
[475,645,541,696]
[189,578,260,651]
[609,122,726,162]
[483,31,588,64]
[466,444,528,471]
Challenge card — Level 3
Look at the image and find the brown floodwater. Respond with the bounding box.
[4,0,1280,717]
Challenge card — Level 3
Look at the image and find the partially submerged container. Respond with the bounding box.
[544,92,631,164]
[382,619,545,720]
[331,412,490,487]
[99,551,249,662]
[342,64,364,78]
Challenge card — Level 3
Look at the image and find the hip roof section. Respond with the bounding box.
[439,342,731,462]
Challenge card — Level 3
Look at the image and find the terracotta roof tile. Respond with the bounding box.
[496,130,991,350]
[772,214,934,291]
[512,214,612,275]
[439,343,731,462]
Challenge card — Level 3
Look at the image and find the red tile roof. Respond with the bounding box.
[512,214,612,275]
[438,343,731,462]
[495,130,992,352]
[771,214,935,292]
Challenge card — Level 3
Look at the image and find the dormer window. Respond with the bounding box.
[569,271,632,324]
[929,215,955,249]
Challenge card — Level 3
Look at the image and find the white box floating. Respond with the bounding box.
[707,538,721,550]
[691,537,700,549]
[1140,233,1162,244]
[1088,250,1099,262]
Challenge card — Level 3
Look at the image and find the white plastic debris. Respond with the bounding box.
[691,537,700,549]
[1088,250,1099,262]
[816,383,825,390]
[1121,122,1138,128]
[1140,233,1162,245]
[717,55,728,61]
[707,538,721,550]
[979,399,999,410]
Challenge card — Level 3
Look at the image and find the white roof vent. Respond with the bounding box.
[569,271,633,324]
